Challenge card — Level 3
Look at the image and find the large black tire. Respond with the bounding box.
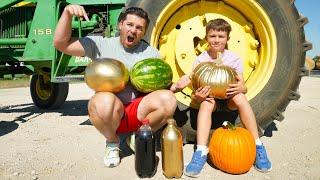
[127,0,311,135]
[30,74,69,109]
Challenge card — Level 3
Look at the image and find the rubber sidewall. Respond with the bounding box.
[127,0,306,131]
[30,74,69,109]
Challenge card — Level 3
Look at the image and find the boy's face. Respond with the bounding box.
[206,29,229,52]
[118,14,147,49]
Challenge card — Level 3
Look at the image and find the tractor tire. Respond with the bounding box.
[126,0,311,136]
[30,74,69,109]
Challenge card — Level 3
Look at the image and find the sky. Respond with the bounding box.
[295,0,320,58]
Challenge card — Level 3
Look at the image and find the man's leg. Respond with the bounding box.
[88,92,124,167]
[137,90,177,131]
[88,92,124,142]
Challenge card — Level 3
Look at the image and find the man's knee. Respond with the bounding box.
[158,90,177,108]
[88,92,118,120]
[154,90,177,118]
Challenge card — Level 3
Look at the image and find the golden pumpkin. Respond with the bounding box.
[84,58,129,92]
[208,121,256,174]
[191,62,237,99]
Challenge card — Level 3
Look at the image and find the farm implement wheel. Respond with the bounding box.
[30,74,69,109]
[127,0,312,136]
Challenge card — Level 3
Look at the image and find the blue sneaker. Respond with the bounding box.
[184,150,207,177]
[255,145,272,172]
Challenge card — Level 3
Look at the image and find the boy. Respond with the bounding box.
[170,18,271,177]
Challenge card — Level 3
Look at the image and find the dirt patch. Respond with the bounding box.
[0,76,30,89]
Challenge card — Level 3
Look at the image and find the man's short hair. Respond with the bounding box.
[206,18,232,36]
[118,7,150,30]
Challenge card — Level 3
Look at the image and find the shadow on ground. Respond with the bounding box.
[0,100,88,117]
[263,122,278,137]
[0,121,19,136]
[0,100,89,136]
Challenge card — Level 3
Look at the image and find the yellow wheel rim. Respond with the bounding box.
[150,0,277,107]
[35,75,52,101]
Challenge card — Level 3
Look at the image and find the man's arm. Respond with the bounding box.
[53,5,89,56]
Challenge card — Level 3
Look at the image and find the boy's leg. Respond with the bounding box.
[185,100,216,177]
[228,93,272,172]
[197,100,216,145]
[228,93,258,139]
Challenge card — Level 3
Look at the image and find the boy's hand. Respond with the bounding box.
[226,74,247,98]
[170,75,191,92]
[64,4,89,21]
[192,86,211,103]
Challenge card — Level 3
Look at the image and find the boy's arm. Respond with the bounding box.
[170,74,191,93]
[191,86,211,104]
[226,73,247,97]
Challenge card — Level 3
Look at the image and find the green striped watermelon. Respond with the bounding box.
[130,58,173,93]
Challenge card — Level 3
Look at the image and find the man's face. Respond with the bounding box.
[206,29,229,52]
[118,14,147,49]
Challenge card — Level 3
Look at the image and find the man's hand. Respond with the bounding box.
[54,4,88,57]
[226,74,247,98]
[170,75,191,92]
[64,4,89,21]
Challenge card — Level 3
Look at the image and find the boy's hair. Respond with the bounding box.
[118,7,150,30]
[206,18,232,36]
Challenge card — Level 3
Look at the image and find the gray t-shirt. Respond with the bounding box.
[80,36,161,104]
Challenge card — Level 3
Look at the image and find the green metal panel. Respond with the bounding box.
[68,56,92,66]
[0,7,34,43]
[108,4,123,37]
[0,0,126,79]
[66,0,126,5]
[23,0,57,61]
[0,0,23,10]
[71,14,100,30]
[0,38,27,45]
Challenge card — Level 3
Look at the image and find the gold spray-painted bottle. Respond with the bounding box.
[161,118,183,178]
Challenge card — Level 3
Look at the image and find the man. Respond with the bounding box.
[54,5,177,167]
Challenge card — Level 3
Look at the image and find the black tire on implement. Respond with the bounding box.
[126,0,312,135]
[30,74,69,109]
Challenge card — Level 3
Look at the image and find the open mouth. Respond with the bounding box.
[127,35,135,43]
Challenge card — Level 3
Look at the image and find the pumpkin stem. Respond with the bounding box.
[216,52,223,65]
[222,121,236,130]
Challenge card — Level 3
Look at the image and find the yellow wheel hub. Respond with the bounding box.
[150,0,277,107]
[35,75,52,101]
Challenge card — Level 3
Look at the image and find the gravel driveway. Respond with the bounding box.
[1,76,320,179]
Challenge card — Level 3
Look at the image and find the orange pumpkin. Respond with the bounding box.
[208,121,256,174]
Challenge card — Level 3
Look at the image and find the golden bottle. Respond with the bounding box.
[161,119,183,178]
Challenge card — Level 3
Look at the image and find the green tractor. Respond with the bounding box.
[0,0,312,136]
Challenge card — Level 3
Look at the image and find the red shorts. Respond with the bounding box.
[116,97,144,133]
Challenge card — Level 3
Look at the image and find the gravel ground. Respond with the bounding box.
[0,76,320,180]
